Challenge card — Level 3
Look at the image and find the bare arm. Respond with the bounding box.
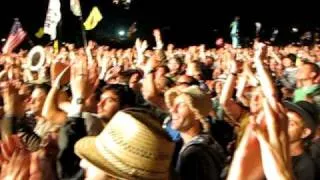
[142,72,167,111]
[253,43,277,108]
[236,74,250,107]
[219,58,243,122]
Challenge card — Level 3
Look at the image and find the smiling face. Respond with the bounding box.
[169,94,196,132]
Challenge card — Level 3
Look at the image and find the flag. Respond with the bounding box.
[83,6,103,30]
[53,40,59,54]
[44,0,61,40]
[35,27,45,38]
[2,18,27,54]
[70,0,82,16]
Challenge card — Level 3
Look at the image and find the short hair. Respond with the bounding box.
[169,57,183,65]
[155,65,170,74]
[34,84,51,94]
[176,75,199,86]
[303,61,320,76]
[287,53,297,63]
[102,84,136,108]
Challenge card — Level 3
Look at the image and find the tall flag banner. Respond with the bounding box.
[70,0,82,16]
[44,0,61,40]
[83,6,103,30]
[35,27,45,38]
[2,18,27,54]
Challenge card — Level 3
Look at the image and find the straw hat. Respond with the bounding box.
[165,85,212,119]
[75,108,175,180]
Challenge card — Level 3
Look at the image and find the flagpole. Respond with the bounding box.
[79,15,88,48]
[76,0,87,48]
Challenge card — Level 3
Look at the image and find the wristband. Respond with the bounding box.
[75,97,85,105]
[230,72,237,76]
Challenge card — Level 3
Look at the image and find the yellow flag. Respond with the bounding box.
[35,27,45,38]
[54,40,59,54]
[83,6,103,30]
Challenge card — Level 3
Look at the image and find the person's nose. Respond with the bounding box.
[97,99,105,108]
[26,97,33,104]
[170,104,178,114]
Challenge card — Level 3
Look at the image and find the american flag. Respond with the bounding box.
[2,18,27,54]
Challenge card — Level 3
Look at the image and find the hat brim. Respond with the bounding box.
[213,78,226,83]
[75,136,129,180]
[27,79,50,85]
[283,101,315,133]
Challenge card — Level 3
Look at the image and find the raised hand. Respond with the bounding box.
[1,81,25,118]
[0,135,58,180]
[42,66,69,125]
[50,61,70,87]
[135,38,142,52]
[227,112,265,180]
[141,40,148,52]
[0,135,23,163]
[153,29,163,49]
[70,54,89,100]
[135,38,148,54]
[105,66,122,82]
[253,99,292,180]
[0,149,31,180]
[87,60,99,95]
[153,29,161,41]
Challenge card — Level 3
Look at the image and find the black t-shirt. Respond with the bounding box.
[292,152,316,180]
[310,139,320,179]
[175,134,226,180]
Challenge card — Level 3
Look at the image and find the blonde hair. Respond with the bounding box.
[183,94,211,133]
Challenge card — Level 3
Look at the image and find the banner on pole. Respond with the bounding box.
[83,6,103,31]
[70,0,82,16]
[44,0,61,40]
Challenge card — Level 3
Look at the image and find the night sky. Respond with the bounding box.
[0,0,318,47]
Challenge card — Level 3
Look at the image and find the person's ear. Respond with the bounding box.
[313,73,320,83]
[310,72,317,79]
[301,128,312,139]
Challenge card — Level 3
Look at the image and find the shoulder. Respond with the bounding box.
[182,134,225,160]
[292,153,316,180]
[310,139,320,158]
[293,153,315,171]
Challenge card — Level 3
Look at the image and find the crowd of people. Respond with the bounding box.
[0,28,319,180]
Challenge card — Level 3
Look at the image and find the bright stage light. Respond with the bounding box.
[118,30,125,36]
